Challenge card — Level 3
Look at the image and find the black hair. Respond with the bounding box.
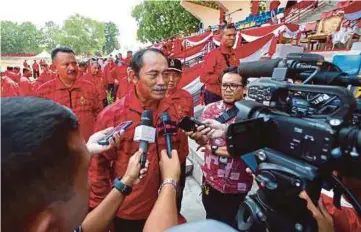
[23,67,31,73]
[1,97,80,231]
[219,23,236,34]
[220,66,246,86]
[130,48,166,77]
[127,50,132,54]
[51,46,75,61]
[78,60,88,67]
[7,66,13,71]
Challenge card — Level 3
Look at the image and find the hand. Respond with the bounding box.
[122,149,149,187]
[86,127,124,156]
[299,191,334,232]
[159,149,180,181]
[197,119,227,139]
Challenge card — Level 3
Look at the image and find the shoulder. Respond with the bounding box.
[77,78,97,90]
[179,89,193,101]
[97,97,127,121]
[34,79,56,94]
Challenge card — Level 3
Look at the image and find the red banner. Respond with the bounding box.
[173,41,209,60]
[235,34,274,59]
[178,63,202,88]
[241,23,299,37]
[186,31,212,43]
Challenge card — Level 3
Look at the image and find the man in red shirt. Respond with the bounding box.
[19,68,33,96]
[78,60,88,78]
[116,73,134,101]
[1,76,20,97]
[5,66,21,83]
[32,60,40,79]
[112,62,128,99]
[104,57,116,98]
[33,63,54,90]
[163,58,194,216]
[83,60,108,107]
[49,62,56,72]
[88,48,185,232]
[200,23,240,105]
[124,50,133,66]
[23,60,30,68]
[34,47,103,141]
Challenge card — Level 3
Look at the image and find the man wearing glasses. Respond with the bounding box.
[187,66,253,229]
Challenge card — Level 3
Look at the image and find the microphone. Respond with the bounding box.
[133,110,156,168]
[160,112,173,158]
[238,58,361,86]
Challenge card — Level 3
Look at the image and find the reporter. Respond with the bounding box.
[1,97,147,232]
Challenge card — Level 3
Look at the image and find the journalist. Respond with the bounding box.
[187,66,253,228]
[1,97,180,232]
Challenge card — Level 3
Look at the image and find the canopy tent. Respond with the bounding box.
[31,51,51,60]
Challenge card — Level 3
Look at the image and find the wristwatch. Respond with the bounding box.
[211,145,218,155]
[158,179,178,195]
[113,177,132,195]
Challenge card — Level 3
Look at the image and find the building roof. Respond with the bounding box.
[185,0,220,10]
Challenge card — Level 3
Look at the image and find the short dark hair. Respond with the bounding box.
[1,97,80,231]
[7,66,13,71]
[23,67,31,73]
[127,50,132,54]
[220,66,246,86]
[130,48,166,77]
[220,23,236,34]
[78,60,88,67]
[51,46,75,61]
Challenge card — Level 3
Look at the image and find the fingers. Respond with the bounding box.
[318,198,333,221]
[299,191,320,218]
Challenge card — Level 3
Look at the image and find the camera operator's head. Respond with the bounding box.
[2,97,90,232]
[220,23,236,49]
[221,66,246,104]
[129,48,170,101]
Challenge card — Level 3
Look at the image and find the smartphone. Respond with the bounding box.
[177,116,204,132]
[97,120,133,145]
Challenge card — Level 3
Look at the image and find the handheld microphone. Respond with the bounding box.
[133,110,156,168]
[160,112,173,158]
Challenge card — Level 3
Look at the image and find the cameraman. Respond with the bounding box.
[198,119,360,232]
[187,66,253,229]
[1,97,180,232]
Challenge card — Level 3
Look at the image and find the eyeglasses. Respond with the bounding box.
[221,83,243,91]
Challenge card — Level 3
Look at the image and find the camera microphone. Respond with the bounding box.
[160,112,173,158]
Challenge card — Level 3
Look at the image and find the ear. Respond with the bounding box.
[243,87,248,96]
[28,210,53,232]
[127,68,138,84]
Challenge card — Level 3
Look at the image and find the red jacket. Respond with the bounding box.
[163,88,194,163]
[82,72,107,100]
[33,71,55,90]
[23,61,29,68]
[112,65,127,84]
[104,63,116,84]
[88,89,186,219]
[116,77,134,101]
[34,77,103,140]
[32,62,39,71]
[5,71,21,83]
[1,77,20,97]
[200,45,240,96]
[19,76,33,96]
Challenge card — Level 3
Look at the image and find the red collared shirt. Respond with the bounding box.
[116,77,134,101]
[104,63,116,84]
[88,89,185,220]
[199,100,253,194]
[200,45,240,96]
[112,65,127,84]
[19,76,33,96]
[163,88,194,163]
[5,71,21,83]
[82,72,107,100]
[32,63,39,71]
[1,77,20,97]
[33,71,54,90]
[34,77,103,140]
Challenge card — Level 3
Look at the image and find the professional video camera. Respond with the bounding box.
[224,54,361,232]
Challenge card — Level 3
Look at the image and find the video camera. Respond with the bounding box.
[224,54,361,232]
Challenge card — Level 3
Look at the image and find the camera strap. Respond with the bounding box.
[215,106,238,123]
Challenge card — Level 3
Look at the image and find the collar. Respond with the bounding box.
[126,86,170,115]
[219,44,234,55]
[55,76,81,90]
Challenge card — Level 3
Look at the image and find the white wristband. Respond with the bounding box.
[158,179,178,195]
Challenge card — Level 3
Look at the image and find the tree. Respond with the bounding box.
[103,22,120,55]
[1,21,42,54]
[57,14,105,54]
[40,21,62,51]
[131,0,200,43]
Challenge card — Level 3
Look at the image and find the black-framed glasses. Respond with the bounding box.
[221,83,243,91]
